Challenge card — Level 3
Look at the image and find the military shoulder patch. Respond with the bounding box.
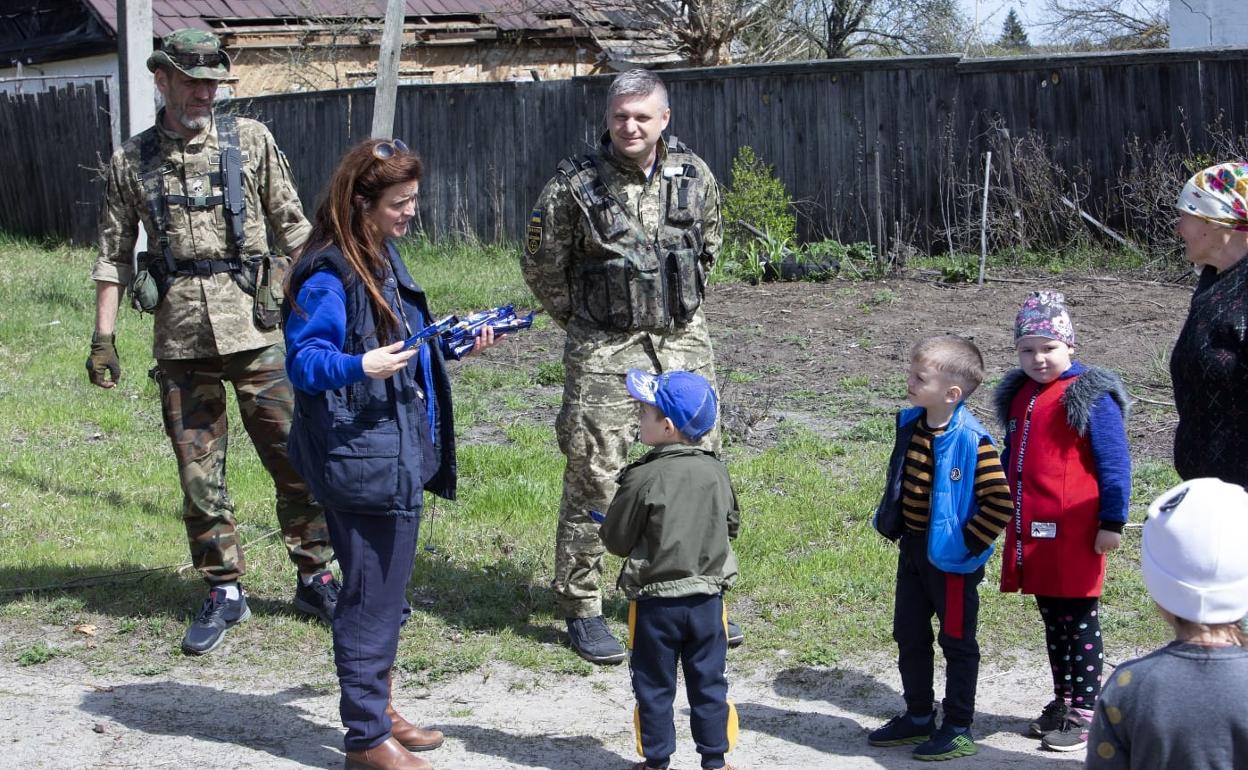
[526,209,543,255]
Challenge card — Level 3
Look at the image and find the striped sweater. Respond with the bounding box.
[901,418,1013,553]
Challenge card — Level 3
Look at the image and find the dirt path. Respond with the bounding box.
[3,650,1088,769]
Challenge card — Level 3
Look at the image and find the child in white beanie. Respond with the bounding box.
[1086,477,1248,769]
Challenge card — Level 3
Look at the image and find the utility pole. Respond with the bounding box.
[371,0,406,139]
[118,0,155,256]
[117,0,155,141]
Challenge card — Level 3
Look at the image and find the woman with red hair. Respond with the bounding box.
[282,139,496,770]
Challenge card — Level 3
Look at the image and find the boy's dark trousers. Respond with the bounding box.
[629,593,736,769]
[326,508,420,752]
[893,531,984,727]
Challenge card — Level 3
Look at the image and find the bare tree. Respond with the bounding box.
[1038,0,1168,50]
[743,0,970,61]
[572,0,790,65]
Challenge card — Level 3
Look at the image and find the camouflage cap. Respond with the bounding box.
[146,29,231,79]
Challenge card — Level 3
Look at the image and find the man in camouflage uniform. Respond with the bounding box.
[86,29,336,655]
[523,69,740,664]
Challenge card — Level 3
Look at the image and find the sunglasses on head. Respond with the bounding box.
[372,139,409,160]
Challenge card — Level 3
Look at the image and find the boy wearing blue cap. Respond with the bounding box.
[601,369,740,770]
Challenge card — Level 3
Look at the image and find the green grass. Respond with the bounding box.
[0,233,1177,685]
[910,246,1151,276]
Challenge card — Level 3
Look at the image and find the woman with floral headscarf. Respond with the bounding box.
[1170,162,1248,487]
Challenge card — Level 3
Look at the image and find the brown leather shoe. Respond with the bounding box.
[344,736,432,770]
[387,673,444,752]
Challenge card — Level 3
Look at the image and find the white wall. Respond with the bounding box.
[1171,0,1248,47]
[0,53,118,93]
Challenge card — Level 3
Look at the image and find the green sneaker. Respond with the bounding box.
[913,723,978,761]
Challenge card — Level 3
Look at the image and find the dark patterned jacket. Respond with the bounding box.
[1171,258,1248,487]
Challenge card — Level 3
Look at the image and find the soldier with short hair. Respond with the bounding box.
[86,29,336,655]
[522,68,741,664]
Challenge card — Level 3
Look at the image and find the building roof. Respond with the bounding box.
[81,1,617,38]
[3,1,681,70]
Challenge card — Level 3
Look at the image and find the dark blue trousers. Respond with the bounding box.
[629,594,736,769]
[893,532,983,727]
[326,508,420,752]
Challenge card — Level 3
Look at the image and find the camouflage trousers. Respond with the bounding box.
[553,360,720,618]
[156,343,331,585]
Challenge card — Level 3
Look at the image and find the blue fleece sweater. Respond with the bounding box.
[285,271,367,394]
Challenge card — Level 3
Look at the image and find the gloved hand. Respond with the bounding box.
[86,332,121,388]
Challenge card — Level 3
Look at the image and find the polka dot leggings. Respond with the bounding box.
[1036,595,1104,708]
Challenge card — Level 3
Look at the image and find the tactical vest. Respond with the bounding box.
[132,112,252,293]
[130,112,286,328]
[558,137,709,333]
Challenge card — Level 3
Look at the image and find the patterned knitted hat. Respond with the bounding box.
[1014,290,1075,346]
[1175,162,1248,232]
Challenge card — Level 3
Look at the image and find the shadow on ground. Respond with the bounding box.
[734,666,1049,768]
[81,682,343,767]
[450,724,626,770]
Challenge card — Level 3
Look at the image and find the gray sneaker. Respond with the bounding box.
[1041,711,1091,752]
[566,616,625,664]
[181,585,250,655]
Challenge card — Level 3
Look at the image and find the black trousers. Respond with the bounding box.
[893,532,984,727]
[628,594,737,769]
[326,509,420,752]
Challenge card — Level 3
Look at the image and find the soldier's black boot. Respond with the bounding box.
[181,584,250,655]
[566,615,626,665]
[293,568,340,624]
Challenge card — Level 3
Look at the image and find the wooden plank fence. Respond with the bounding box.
[5,48,1248,250]
[0,81,112,245]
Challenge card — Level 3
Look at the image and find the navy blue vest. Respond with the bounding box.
[283,241,457,515]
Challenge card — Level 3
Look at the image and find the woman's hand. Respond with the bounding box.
[362,340,416,379]
[464,325,500,356]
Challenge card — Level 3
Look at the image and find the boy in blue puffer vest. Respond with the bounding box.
[869,335,1014,761]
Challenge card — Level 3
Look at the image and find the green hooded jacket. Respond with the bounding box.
[601,443,739,600]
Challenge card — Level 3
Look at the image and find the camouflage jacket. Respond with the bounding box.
[522,136,721,374]
[92,110,310,359]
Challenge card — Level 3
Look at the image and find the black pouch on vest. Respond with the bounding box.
[252,254,289,330]
[665,247,703,324]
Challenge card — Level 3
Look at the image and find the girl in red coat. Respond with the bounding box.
[992,291,1131,753]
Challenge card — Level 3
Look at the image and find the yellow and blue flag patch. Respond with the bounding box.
[526,209,543,255]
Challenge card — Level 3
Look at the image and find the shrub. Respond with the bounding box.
[722,146,796,255]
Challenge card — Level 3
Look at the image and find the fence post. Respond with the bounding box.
[873,148,885,265]
[978,150,992,286]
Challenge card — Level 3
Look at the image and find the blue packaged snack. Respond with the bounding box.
[404,315,457,350]
[442,304,535,359]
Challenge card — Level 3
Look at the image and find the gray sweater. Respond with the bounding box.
[1087,641,1248,770]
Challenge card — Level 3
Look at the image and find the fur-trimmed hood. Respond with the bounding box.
[993,362,1131,436]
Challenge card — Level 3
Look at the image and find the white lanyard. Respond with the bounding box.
[1012,387,1041,570]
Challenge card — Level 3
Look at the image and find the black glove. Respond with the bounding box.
[86,332,121,387]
